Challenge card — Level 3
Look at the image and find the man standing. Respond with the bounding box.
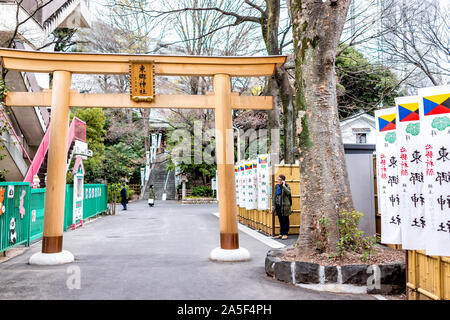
[120,184,128,211]
[272,174,292,240]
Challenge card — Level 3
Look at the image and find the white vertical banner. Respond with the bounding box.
[257,154,271,210]
[375,107,401,244]
[251,160,258,208]
[396,96,426,250]
[239,163,246,207]
[245,161,256,210]
[418,85,450,256]
[234,165,239,206]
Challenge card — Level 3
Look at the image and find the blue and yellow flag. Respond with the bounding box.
[399,103,419,122]
[423,93,450,116]
[378,113,396,132]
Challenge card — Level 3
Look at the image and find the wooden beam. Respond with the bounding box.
[5,91,274,110]
[0,48,286,76]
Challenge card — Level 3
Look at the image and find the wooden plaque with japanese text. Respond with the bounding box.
[129,61,155,102]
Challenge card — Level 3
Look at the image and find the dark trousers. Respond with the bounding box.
[121,199,127,210]
[277,214,290,236]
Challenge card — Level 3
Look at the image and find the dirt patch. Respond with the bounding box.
[0,247,28,264]
[281,244,406,266]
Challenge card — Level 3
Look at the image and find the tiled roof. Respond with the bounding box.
[19,0,76,29]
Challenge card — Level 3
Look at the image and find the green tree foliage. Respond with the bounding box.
[70,108,106,183]
[70,108,146,184]
[165,124,217,186]
[336,46,404,120]
[103,142,144,184]
[103,109,146,184]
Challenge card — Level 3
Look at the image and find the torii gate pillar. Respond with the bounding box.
[29,71,74,265]
[209,74,250,261]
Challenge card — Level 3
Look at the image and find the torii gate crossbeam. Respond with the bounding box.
[0,48,286,264]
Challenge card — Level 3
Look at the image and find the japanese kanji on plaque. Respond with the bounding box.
[129,61,155,102]
[375,107,402,244]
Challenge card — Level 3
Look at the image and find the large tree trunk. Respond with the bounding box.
[290,0,354,254]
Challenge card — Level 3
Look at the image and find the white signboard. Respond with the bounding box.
[72,157,84,226]
[257,154,270,210]
[375,107,402,244]
[140,168,145,186]
[418,85,450,256]
[395,96,426,250]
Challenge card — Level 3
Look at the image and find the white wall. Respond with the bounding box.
[340,117,376,145]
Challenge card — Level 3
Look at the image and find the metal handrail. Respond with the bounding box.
[23,117,86,184]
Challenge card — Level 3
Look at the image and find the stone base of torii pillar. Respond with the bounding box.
[209,247,251,262]
[29,250,74,266]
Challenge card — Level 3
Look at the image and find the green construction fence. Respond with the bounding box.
[0,183,108,253]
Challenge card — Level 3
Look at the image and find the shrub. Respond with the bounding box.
[108,183,133,202]
[333,210,380,262]
[191,185,213,197]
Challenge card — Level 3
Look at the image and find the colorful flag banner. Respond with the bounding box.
[257,154,271,210]
[245,160,257,210]
[396,96,426,250]
[234,165,239,206]
[418,85,450,256]
[375,107,402,244]
[236,163,243,207]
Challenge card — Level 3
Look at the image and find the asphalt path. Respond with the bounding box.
[0,200,375,300]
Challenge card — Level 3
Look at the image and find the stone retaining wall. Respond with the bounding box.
[181,198,218,204]
[265,248,406,295]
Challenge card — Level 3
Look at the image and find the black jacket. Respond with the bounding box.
[120,187,127,200]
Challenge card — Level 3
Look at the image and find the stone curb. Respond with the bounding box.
[265,249,406,295]
[181,198,218,204]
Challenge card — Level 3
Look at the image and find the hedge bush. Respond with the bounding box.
[191,185,213,197]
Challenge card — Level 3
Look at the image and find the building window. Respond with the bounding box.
[356,133,367,144]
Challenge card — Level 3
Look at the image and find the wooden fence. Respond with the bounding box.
[237,164,301,236]
[128,184,141,195]
[407,251,450,300]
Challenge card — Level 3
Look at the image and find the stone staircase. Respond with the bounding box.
[143,153,176,200]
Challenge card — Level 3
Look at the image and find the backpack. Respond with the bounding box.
[287,183,292,206]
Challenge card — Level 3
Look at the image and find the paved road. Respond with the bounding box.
[0,200,375,300]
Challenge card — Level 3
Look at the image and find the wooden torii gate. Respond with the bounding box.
[0,48,286,264]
